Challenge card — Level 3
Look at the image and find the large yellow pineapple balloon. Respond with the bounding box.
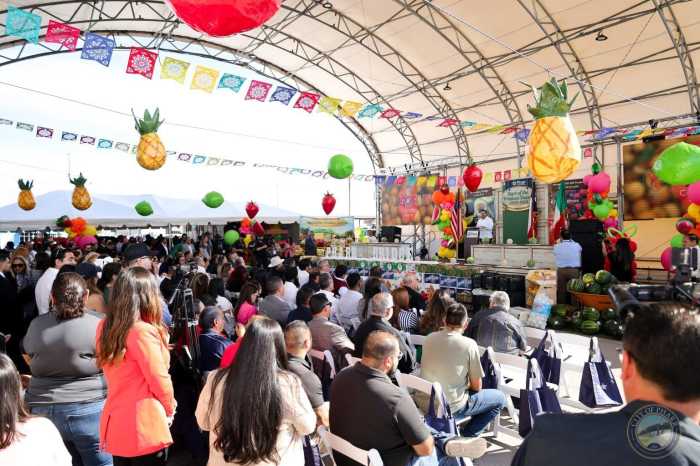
[526,78,581,184]
[133,108,166,170]
[17,179,36,211]
[69,173,92,210]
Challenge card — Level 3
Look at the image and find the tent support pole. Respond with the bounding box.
[616,138,624,224]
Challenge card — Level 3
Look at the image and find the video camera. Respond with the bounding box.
[168,271,201,386]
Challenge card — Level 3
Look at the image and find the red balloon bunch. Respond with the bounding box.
[166,0,281,37]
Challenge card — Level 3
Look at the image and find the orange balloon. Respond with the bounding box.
[443,227,454,236]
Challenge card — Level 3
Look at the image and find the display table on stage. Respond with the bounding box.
[471,244,556,269]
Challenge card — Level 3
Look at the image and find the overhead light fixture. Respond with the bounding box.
[443,81,452,91]
[595,30,608,42]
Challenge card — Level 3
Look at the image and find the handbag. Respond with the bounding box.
[530,330,563,385]
[424,385,458,436]
[519,358,562,437]
[480,348,499,390]
[302,435,322,466]
[578,337,623,408]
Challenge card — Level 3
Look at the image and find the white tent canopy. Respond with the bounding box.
[0,191,301,230]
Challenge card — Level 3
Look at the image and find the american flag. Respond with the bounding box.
[528,180,538,240]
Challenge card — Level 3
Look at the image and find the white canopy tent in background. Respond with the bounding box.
[0,191,301,230]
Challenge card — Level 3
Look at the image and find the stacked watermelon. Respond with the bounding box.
[601,307,624,339]
[579,307,601,334]
[567,270,616,295]
[547,304,571,330]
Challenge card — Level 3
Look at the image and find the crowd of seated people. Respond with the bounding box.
[0,231,698,466]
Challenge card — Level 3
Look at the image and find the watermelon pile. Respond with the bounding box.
[567,270,617,296]
[579,306,601,334]
[601,307,624,339]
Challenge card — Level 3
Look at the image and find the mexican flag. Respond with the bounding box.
[549,181,567,244]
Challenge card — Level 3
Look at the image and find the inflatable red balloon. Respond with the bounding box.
[166,0,281,37]
[245,201,259,219]
[660,247,674,272]
[322,192,336,215]
[676,217,695,235]
[252,221,265,237]
[463,164,483,192]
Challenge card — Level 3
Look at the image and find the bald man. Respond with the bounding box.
[330,330,486,466]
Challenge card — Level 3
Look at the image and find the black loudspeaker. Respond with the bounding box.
[380,226,402,242]
[482,272,497,290]
[569,220,605,274]
[471,273,482,289]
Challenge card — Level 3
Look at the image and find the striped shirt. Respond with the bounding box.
[398,309,420,333]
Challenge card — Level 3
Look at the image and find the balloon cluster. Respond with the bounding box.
[432,184,457,260]
[652,141,700,271]
[239,201,263,247]
[55,215,97,249]
[582,163,618,229]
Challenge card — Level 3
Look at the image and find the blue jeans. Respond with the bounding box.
[453,389,507,437]
[30,400,112,466]
[406,425,472,466]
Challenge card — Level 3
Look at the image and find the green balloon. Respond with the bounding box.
[670,234,685,248]
[135,201,153,216]
[592,163,601,174]
[328,154,354,179]
[202,191,224,208]
[653,142,700,185]
[224,230,240,245]
[593,203,610,220]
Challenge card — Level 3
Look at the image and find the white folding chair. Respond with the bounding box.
[395,372,446,416]
[345,353,360,367]
[483,346,519,438]
[318,426,384,466]
[408,334,426,347]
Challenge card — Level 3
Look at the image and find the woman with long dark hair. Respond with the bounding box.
[608,237,636,283]
[97,262,121,306]
[0,353,71,465]
[419,288,455,335]
[195,318,315,465]
[234,281,261,326]
[96,267,175,465]
[358,276,383,320]
[23,272,111,465]
[227,263,250,293]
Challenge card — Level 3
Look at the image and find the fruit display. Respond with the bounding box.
[585,282,602,294]
[582,307,600,322]
[582,273,595,286]
[567,278,585,292]
[623,137,700,220]
[526,78,581,183]
[17,179,36,211]
[580,320,601,335]
[547,315,566,330]
[69,173,92,210]
[134,108,166,170]
[569,270,617,296]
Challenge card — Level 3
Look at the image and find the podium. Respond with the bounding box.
[464,228,480,258]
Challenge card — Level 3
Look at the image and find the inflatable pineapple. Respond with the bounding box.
[133,108,166,170]
[526,78,581,183]
[17,179,36,211]
[70,173,92,210]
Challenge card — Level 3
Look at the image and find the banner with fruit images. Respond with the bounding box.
[623,136,700,220]
[380,175,442,225]
[299,216,354,237]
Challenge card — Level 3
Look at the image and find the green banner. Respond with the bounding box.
[502,178,533,244]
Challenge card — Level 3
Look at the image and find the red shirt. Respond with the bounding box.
[219,337,242,368]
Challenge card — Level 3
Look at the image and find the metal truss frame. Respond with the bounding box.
[650,0,700,114]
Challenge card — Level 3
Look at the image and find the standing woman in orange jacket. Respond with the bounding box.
[96,267,176,466]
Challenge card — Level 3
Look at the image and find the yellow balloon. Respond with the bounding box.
[243,234,253,247]
[84,225,97,237]
[440,210,451,222]
[689,203,700,222]
[610,209,618,218]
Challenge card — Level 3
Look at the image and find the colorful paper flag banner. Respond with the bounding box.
[340,101,363,117]
[514,128,530,143]
[358,104,382,119]
[61,132,77,141]
[245,80,273,102]
[45,20,81,50]
[160,57,190,84]
[439,118,459,127]
[318,96,341,114]
[381,109,401,119]
[218,73,246,92]
[16,122,33,131]
[583,147,593,158]
[97,139,113,149]
[294,92,320,113]
[36,127,53,138]
[270,86,297,105]
[80,136,95,145]
[402,112,423,119]
[126,48,158,79]
[5,6,41,44]
[115,142,130,152]
[81,32,115,67]
[191,66,220,93]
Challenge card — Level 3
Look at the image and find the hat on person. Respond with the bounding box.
[309,293,332,314]
[268,256,284,268]
[76,262,99,279]
[124,243,151,263]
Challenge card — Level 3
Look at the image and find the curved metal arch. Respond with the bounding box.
[0,29,385,169]
[517,0,604,138]
[396,0,526,158]
[650,0,700,114]
[0,1,427,167]
[277,0,472,163]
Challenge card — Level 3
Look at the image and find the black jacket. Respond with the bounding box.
[352,317,416,374]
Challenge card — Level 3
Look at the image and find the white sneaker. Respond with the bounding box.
[444,437,488,459]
